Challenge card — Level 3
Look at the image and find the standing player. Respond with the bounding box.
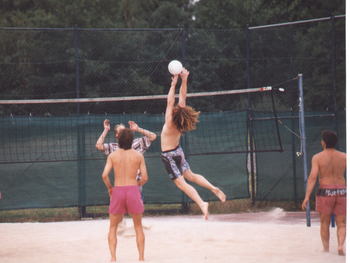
[96,119,156,196]
[160,68,226,220]
[302,130,346,255]
[102,128,148,262]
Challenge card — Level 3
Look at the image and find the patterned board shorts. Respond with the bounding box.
[161,145,190,180]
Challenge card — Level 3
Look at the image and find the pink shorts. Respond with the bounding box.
[316,185,346,216]
[109,185,144,215]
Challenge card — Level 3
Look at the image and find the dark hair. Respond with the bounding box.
[117,128,134,150]
[173,105,200,133]
[322,130,338,149]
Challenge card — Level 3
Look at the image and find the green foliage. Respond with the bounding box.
[193,0,263,28]
[0,1,345,115]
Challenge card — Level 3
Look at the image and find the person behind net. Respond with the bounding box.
[102,128,148,262]
[302,130,346,256]
[160,67,226,220]
[96,119,156,198]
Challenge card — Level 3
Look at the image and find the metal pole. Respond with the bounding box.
[331,15,338,135]
[181,25,189,213]
[74,25,80,115]
[299,74,310,227]
[289,25,298,206]
[246,25,255,205]
[331,15,338,228]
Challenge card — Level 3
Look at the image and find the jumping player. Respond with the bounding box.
[160,68,226,220]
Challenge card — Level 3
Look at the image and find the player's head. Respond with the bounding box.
[114,124,126,137]
[173,105,200,133]
[322,130,338,149]
[117,128,134,150]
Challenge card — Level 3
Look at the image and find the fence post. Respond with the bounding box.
[331,15,337,228]
[74,25,80,115]
[77,121,86,218]
[181,25,189,213]
[289,25,298,206]
[299,74,310,227]
[246,25,256,206]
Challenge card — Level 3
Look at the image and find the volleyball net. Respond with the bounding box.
[0,80,296,165]
[0,75,345,213]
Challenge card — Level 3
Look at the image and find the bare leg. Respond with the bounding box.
[335,214,346,255]
[184,169,226,202]
[319,213,331,252]
[130,213,145,261]
[108,213,125,262]
[174,176,209,219]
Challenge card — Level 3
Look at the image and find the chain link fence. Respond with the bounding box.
[0,16,345,216]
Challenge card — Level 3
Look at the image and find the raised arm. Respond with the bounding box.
[128,121,157,142]
[165,75,178,126]
[96,119,110,151]
[178,68,189,108]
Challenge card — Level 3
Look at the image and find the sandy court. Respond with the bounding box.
[0,209,346,263]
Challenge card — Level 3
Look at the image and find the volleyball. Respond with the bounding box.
[168,60,183,75]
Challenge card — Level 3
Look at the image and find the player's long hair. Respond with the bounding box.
[173,105,200,133]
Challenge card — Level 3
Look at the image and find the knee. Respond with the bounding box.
[183,170,195,181]
[174,177,188,190]
[335,215,346,229]
[336,220,346,229]
[109,225,117,235]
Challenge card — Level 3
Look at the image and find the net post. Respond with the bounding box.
[77,122,87,218]
[299,74,310,227]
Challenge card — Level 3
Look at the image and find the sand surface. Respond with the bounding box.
[0,209,346,263]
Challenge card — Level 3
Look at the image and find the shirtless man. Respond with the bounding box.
[102,128,148,262]
[161,68,226,220]
[302,130,346,255]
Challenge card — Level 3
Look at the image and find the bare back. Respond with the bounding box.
[161,123,182,151]
[108,149,147,187]
[313,149,346,185]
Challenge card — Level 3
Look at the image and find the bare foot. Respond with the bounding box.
[213,187,226,202]
[110,257,116,262]
[338,247,345,256]
[200,202,209,220]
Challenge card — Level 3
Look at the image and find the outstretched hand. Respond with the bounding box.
[171,75,179,88]
[180,68,189,80]
[128,121,139,131]
[104,119,110,131]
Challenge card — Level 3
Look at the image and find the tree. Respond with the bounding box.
[192,0,345,29]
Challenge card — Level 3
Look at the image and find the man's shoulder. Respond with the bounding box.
[338,150,346,156]
[109,148,122,156]
[130,149,144,158]
[312,151,324,161]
